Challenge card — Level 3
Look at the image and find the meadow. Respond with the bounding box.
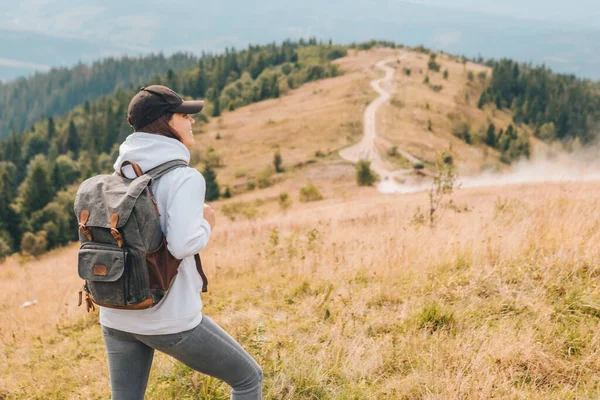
[2,180,600,399]
[1,47,599,399]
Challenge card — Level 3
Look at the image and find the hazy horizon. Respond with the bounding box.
[2,0,600,82]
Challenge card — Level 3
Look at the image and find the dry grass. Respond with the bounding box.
[191,49,390,192]
[380,51,525,175]
[2,48,599,399]
[2,181,600,399]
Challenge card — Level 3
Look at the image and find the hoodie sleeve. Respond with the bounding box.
[164,168,212,260]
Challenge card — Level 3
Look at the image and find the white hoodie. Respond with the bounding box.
[99,132,212,335]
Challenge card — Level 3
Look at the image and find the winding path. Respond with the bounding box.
[339,55,419,180]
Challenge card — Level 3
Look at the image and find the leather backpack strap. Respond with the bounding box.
[194,254,208,292]
[119,160,144,178]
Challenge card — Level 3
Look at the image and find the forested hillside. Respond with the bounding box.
[478,59,600,144]
[0,53,202,138]
[0,39,347,259]
[2,39,600,261]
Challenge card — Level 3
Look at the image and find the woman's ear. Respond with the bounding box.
[127,117,134,131]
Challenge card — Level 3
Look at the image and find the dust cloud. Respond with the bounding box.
[378,146,600,194]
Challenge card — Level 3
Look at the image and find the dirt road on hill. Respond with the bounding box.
[339,55,419,181]
[340,53,600,195]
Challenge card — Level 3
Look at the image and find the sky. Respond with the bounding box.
[1,0,599,81]
[404,0,600,27]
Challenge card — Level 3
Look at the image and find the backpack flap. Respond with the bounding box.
[74,174,153,229]
[78,243,128,282]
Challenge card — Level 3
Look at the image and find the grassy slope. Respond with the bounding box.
[2,48,600,399]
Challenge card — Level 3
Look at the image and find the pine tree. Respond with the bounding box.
[195,63,209,97]
[203,165,220,201]
[212,94,221,117]
[65,120,81,157]
[167,69,178,92]
[0,163,21,249]
[485,123,496,147]
[47,117,56,140]
[21,155,55,215]
[51,161,65,191]
[102,104,118,152]
[273,150,283,172]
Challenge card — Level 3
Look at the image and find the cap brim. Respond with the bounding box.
[172,100,204,114]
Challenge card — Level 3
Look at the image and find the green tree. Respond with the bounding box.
[29,190,77,249]
[194,63,210,97]
[203,165,220,201]
[0,162,20,249]
[23,131,50,162]
[485,123,496,147]
[20,231,48,257]
[77,150,94,181]
[51,155,78,190]
[356,159,377,186]
[273,150,283,172]
[65,120,81,156]
[428,54,440,72]
[21,155,56,215]
[212,95,221,117]
[102,103,118,152]
[47,117,56,140]
[50,162,63,192]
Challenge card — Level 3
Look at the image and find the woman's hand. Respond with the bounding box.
[204,203,216,230]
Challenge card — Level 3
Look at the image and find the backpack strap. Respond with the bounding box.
[147,160,209,291]
[119,161,144,177]
[146,160,189,180]
[194,254,208,292]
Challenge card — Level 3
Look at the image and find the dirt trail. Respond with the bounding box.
[341,55,600,195]
[339,55,419,181]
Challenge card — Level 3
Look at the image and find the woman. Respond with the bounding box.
[101,85,263,399]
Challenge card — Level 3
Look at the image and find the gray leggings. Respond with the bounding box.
[101,315,263,400]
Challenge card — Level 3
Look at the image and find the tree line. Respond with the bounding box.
[0,39,348,259]
[478,59,600,143]
[0,53,200,139]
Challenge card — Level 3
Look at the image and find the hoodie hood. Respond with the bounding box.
[113,132,190,178]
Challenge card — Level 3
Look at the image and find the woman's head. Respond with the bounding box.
[126,85,203,149]
[132,112,196,148]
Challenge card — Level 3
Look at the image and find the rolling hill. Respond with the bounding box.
[2,47,600,398]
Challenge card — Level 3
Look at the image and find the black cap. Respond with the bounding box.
[127,85,204,130]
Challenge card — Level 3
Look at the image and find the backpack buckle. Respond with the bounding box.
[110,213,123,247]
[110,228,124,248]
[79,210,93,241]
[79,223,92,241]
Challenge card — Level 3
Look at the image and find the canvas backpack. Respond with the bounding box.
[74,159,208,312]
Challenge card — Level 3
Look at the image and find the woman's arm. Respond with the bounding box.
[164,168,212,259]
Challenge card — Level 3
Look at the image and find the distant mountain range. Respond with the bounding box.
[2,0,600,81]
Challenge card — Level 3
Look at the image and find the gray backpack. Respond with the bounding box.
[74,160,208,312]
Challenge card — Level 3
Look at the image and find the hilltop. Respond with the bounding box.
[195,47,532,218]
